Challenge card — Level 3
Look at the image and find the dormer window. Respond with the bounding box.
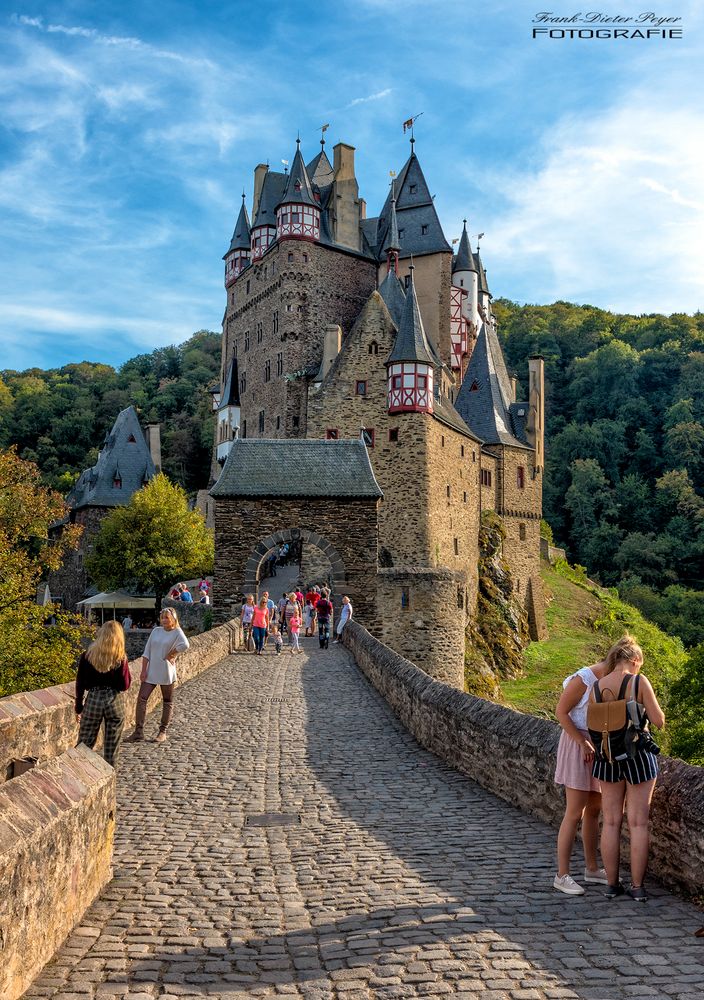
[409,184,417,194]
[470,379,480,392]
[128,434,136,443]
[113,474,122,489]
[421,225,428,235]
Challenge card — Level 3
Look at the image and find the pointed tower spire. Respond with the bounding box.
[224,191,252,285]
[452,220,477,274]
[382,182,401,274]
[386,266,435,414]
[276,139,321,242]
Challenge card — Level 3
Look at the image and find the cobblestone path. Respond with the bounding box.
[28,642,704,1000]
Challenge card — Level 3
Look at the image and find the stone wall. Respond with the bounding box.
[396,253,453,369]
[160,598,211,633]
[0,744,115,1000]
[343,620,704,898]
[47,506,106,611]
[0,622,239,783]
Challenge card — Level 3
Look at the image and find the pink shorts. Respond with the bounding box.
[555,728,601,793]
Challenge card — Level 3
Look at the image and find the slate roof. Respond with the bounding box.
[278,141,318,209]
[454,322,529,449]
[475,251,490,296]
[378,270,406,328]
[306,147,334,188]
[433,397,482,443]
[220,358,240,408]
[252,171,287,230]
[67,406,156,510]
[386,270,437,366]
[453,221,477,274]
[382,196,400,254]
[210,439,383,498]
[372,149,452,260]
[225,195,251,256]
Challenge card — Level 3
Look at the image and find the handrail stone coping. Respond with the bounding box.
[0,620,240,782]
[0,744,116,1000]
[342,619,704,898]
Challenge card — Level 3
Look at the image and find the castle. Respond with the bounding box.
[210,134,546,687]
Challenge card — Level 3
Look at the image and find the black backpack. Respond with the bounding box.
[588,675,659,763]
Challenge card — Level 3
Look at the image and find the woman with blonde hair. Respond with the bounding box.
[75,621,131,767]
[589,634,665,901]
[126,607,190,744]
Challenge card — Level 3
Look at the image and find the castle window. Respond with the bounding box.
[286,304,293,312]
[446,485,451,498]
[326,428,339,440]
[517,466,525,489]
[469,379,479,392]
[231,292,235,305]
[409,184,417,194]
[241,419,247,438]
[481,469,492,487]
[418,374,427,389]
[392,373,402,390]
[264,266,268,279]
[272,260,277,274]
[303,253,308,263]
[276,416,281,430]
[292,416,300,428]
[463,491,467,503]
[459,279,464,287]
[519,523,527,541]
[288,252,294,262]
[258,410,265,434]
[516,579,521,593]
[421,224,428,235]
[461,445,465,457]
[276,352,283,376]
[113,474,122,489]
[297,305,303,312]
[264,360,271,382]
[472,450,476,462]
[240,372,247,395]
[454,538,459,556]
[399,228,405,240]
[401,587,410,609]
[361,428,374,448]
[368,340,379,355]
[403,274,410,290]
[291,211,300,223]
[244,331,250,351]
[246,280,250,294]
[441,435,445,447]
[389,428,399,443]
[273,310,279,335]
[355,380,367,397]
[128,434,136,443]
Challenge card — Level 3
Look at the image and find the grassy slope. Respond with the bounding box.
[501,564,604,718]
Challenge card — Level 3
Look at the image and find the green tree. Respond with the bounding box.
[0,447,90,696]
[669,644,704,764]
[86,474,214,609]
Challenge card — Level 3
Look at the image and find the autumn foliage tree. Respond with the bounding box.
[86,474,214,609]
[0,447,91,696]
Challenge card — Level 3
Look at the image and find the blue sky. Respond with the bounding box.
[1,1,703,371]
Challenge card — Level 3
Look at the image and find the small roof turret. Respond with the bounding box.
[220,358,240,408]
[382,192,400,254]
[378,270,406,329]
[224,193,251,257]
[278,139,318,209]
[475,251,490,296]
[252,171,287,229]
[453,220,477,274]
[387,266,436,366]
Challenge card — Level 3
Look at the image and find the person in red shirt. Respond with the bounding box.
[316,589,334,649]
[251,598,270,655]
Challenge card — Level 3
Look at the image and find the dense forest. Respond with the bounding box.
[496,300,704,646]
[0,331,220,495]
[2,304,703,647]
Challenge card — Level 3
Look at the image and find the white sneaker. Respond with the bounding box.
[553,874,585,895]
[584,867,609,884]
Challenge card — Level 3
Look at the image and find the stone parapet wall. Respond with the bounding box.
[161,598,211,633]
[0,621,240,783]
[343,620,704,897]
[0,744,115,1000]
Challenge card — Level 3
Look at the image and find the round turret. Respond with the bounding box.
[386,266,435,415]
[276,140,320,242]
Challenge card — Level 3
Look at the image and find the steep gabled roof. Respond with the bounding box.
[453,220,477,274]
[67,406,156,510]
[211,439,383,499]
[278,141,318,209]
[382,194,400,255]
[306,147,334,188]
[378,270,406,329]
[386,269,436,366]
[220,358,240,408]
[252,171,287,229]
[375,149,452,260]
[224,194,251,257]
[454,322,529,448]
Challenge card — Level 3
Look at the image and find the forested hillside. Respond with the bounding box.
[0,331,220,494]
[495,300,704,646]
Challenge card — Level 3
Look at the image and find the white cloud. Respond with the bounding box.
[475,96,704,314]
[346,88,392,108]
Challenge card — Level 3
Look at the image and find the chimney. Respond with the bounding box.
[316,324,342,383]
[509,373,518,402]
[333,142,355,179]
[526,356,544,474]
[359,198,367,220]
[252,163,268,219]
[146,424,162,474]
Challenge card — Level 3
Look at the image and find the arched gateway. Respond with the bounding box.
[210,439,382,626]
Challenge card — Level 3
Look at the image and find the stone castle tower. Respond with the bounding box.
[211,134,546,688]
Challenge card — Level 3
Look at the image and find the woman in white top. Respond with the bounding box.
[333,596,353,642]
[126,608,190,744]
[553,658,609,895]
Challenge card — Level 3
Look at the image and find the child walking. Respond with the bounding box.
[304,599,314,637]
[289,612,302,654]
[270,624,283,655]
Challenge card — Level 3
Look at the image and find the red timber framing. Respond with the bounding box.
[277,205,320,241]
[225,253,250,287]
[450,285,468,370]
[251,226,276,260]
[387,362,434,414]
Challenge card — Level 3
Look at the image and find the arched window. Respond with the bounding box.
[368,340,379,356]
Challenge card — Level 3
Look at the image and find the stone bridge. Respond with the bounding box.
[2,623,704,1000]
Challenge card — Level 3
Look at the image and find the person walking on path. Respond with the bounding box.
[289,611,302,654]
[278,593,289,635]
[241,594,255,651]
[284,592,302,644]
[553,657,609,895]
[589,634,665,901]
[126,608,190,744]
[75,621,131,767]
[251,597,270,655]
[304,598,315,637]
[316,589,333,649]
[333,596,352,643]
